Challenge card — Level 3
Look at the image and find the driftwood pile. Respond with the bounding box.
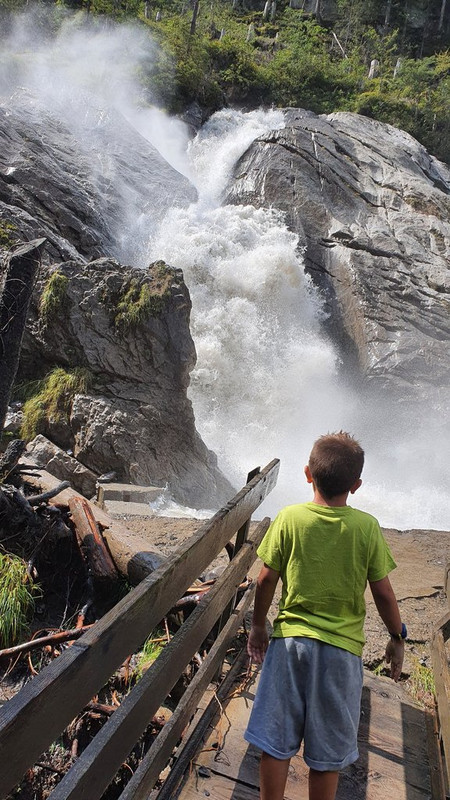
[0,438,248,800]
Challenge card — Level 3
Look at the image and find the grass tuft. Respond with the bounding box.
[39,271,69,324]
[20,367,91,441]
[114,279,168,332]
[134,631,166,680]
[0,552,39,648]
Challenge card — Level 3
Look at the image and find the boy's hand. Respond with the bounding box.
[385,638,404,682]
[247,624,269,664]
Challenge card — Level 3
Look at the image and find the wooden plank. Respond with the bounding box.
[424,708,446,800]
[119,559,263,800]
[217,467,261,634]
[431,611,450,790]
[178,667,437,800]
[0,460,280,799]
[48,521,270,800]
[179,771,261,800]
[155,643,251,800]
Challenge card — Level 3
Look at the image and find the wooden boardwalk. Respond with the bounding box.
[176,664,445,800]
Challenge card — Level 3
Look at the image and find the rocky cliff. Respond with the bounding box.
[16,257,233,508]
[0,93,233,508]
[0,93,196,265]
[226,109,450,405]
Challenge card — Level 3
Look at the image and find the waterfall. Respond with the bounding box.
[2,18,448,530]
[146,110,450,530]
[147,111,352,514]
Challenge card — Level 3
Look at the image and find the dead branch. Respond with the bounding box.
[0,624,94,658]
[27,482,71,506]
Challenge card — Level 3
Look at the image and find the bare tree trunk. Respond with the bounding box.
[0,239,46,433]
[384,0,393,28]
[439,0,447,31]
[190,0,200,35]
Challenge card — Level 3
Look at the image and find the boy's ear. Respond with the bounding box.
[304,465,313,484]
[350,478,362,494]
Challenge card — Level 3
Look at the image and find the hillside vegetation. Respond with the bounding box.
[1,0,450,162]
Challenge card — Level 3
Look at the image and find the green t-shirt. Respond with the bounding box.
[257,502,396,657]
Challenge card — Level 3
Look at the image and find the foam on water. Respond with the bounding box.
[147,109,450,530]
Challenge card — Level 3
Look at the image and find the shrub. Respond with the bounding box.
[20,367,91,441]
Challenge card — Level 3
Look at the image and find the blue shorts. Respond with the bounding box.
[244,636,363,771]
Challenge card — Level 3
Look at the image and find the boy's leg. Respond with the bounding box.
[260,752,290,800]
[308,768,339,800]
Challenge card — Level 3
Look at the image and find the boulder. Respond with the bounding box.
[17,258,234,509]
[26,435,98,499]
[225,110,450,404]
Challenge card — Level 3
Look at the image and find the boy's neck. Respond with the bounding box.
[311,489,349,507]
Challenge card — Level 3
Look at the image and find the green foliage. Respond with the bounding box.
[20,367,91,441]
[40,271,70,324]
[407,654,436,708]
[0,220,19,247]
[4,0,450,163]
[0,552,39,647]
[134,631,166,679]
[141,14,222,111]
[113,273,171,332]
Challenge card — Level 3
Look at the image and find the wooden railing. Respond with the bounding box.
[0,459,280,800]
[431,561,450,797]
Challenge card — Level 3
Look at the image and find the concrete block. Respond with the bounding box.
[97,483,163,507]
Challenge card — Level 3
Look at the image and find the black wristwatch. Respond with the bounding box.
[389,622,407,641]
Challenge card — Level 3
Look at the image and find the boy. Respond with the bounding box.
[244,432,405,800]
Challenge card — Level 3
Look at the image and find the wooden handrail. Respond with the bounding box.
[0,459,279,799]
[52,518,270,800]
[430,569,450,794]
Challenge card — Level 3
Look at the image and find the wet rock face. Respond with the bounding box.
[0,93,197,264]
[0,93,233,509]
[226,110,450,403]
[17,259,234,509]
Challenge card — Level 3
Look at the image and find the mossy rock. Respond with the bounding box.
[0,220,19,248]
[20,367,92,442]
[39,271,70,325]
[103,262,175,334]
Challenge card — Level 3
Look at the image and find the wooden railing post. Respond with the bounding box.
[430,565,450,794]
[217,466,261,635]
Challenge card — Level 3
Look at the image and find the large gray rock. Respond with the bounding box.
[26,434,98,499]
[18,258,234,509]
[225,110,450,404]
[0,93,197,265]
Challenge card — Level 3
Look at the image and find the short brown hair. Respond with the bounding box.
[308,432,364,499]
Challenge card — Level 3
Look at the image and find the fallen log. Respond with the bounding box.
[69,496,118,583]
[18,466,168,584]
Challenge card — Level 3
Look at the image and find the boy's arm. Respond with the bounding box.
[369,575,404,681]
[247,564,279,664]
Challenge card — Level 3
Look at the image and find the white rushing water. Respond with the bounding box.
[2,18,448,529]
[145,109,450,531]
